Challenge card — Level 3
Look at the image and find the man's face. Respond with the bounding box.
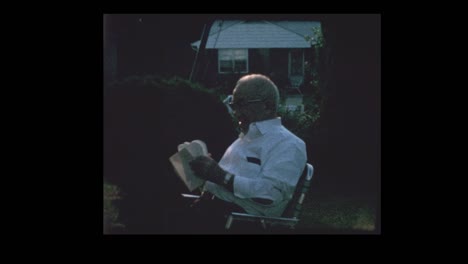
[231,88,265,133]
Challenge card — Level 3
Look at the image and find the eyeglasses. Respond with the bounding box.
[228,98,263,110]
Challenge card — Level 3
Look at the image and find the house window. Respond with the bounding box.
[218,49,248,73]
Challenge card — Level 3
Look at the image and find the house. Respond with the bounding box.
[190,20,322,92]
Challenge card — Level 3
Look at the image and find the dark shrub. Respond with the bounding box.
[104,75,237,233]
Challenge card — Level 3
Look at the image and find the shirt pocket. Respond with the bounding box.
[240,156,262,178]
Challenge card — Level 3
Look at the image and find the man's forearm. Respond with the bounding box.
[210,172,234,192]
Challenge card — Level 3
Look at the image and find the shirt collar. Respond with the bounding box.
[241,117,282,140]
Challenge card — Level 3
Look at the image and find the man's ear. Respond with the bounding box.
[264,100,275,112]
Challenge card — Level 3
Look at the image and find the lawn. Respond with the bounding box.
[296,191,378,234]
[104,181,379,234]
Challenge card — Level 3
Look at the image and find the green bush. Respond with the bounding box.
[103,181,124,233]
[279,94,321,144]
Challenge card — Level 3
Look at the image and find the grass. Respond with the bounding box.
[102,181,378,234]
[297,192,378,233]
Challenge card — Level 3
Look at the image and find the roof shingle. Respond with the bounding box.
[191,20,321,49]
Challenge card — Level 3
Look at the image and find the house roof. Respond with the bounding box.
[191,20,321,49]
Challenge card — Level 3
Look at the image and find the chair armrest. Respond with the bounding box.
[181,193,201,199]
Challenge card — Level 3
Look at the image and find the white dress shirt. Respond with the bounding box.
[204,117,307,217]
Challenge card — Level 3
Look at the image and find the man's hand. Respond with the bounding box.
[189,155,226,185]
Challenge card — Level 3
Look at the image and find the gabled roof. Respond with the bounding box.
[191,20,321,49]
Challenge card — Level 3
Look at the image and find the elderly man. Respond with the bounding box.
[190,74,307,218]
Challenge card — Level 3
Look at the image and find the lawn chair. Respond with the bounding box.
[224,163,314,231]
[181,163,314,232]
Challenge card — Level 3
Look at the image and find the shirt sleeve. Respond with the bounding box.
[233,140,307,204]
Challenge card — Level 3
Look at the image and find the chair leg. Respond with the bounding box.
[225,215,233,230]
